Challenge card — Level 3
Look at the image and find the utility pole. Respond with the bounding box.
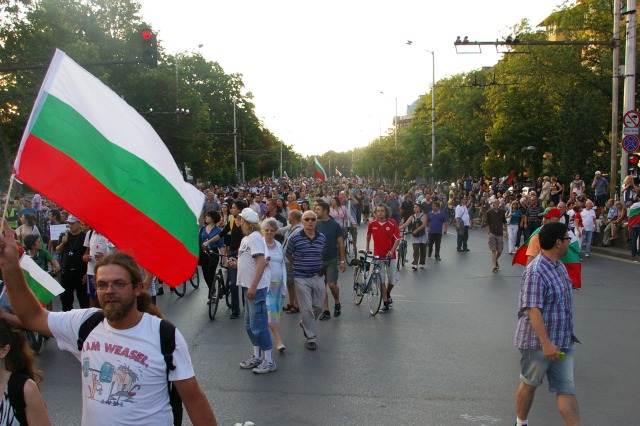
[621,0,637,186]
[611,0,621,199]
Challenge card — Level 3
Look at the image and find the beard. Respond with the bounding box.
[103,296,136,322]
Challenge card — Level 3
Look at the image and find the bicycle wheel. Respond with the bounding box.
[367,271,383,316]
[173,280,187,297]
[401,241,407,267]
[189,266,200,288]
[24,329,44,354]
[396,243,404,270]
[208,275,222,320]
[224,273,232,308]
[353,265,364,305]
[345,238,355,266]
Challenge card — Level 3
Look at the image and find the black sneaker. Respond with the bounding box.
[387,297,393,305]
[380,303,390,313]
[428,250,432,258]
[334,303,341,317]
[157,287,164,295]
[457,247,463,252]
[463,248,470,252]
[319,310,331,321]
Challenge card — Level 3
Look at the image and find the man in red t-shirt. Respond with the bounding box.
[366,204,401,312]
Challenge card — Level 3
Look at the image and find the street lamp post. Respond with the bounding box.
[233,98,238,180]
[406,41,436,184]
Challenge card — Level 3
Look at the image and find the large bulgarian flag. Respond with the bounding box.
[14,50,203,286]
[314,157,327,181]
[627,202,640,229]
[512,227,582,288]
[19,255,64,305]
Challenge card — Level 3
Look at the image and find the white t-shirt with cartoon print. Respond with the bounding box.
[48,309,194,426]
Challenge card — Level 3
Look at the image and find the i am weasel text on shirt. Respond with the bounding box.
[83,341,150,367]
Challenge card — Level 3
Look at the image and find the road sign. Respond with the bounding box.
[623,110,640,128]
[622,134,640,153]
[624,127,639,135]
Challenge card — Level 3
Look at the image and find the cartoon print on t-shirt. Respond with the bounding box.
[84,358,143,407]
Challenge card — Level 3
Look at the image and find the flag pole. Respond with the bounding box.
[2,174,16,228]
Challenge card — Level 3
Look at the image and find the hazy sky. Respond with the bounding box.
[137,0,565,157]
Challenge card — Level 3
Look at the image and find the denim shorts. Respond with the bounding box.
[519,347,575,394]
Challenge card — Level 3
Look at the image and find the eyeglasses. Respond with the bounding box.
[96,280,131,291]
[560,237,571,242]
[303,218,317,222]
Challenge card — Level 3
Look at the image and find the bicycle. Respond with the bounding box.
[208,252,235,320]
[343,227,357,266]
[352,250,390,316]
[396,230,409,270]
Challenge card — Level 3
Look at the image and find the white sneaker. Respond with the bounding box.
[240,356,262,369]
[252,359,277,374]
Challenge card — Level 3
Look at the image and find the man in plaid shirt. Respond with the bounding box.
[514,222,580,426]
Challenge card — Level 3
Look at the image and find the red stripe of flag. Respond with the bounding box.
[19,135,196,285]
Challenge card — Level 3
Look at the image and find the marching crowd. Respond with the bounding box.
[0,169,637,425]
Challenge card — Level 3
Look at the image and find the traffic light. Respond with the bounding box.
[140,29,157,68]
[628,152,639,175]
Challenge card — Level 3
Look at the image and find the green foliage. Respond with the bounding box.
[351,0,627,185]
[0,0,297,183]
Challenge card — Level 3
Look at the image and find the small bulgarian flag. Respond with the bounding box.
[512,227,582,288]
[19,255,64,305]
[335,167,343,177]
[14,50,204,286]
[314,157,327,181]
[627,202,640,229]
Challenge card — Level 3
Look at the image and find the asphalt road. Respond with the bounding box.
[37,227,640,425]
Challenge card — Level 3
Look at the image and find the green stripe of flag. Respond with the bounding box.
[30,94,198,256]
[20,255,64,305]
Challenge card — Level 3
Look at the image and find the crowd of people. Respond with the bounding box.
[0,168,637,424]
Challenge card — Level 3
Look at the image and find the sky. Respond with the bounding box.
[137,0,566,157]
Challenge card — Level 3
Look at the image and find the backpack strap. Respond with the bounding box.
[159,319,183,426]
[159,319,177,374]
[77,310,104,351]
[7,372,29,426]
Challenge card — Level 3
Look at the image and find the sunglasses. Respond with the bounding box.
[303,218,317,222]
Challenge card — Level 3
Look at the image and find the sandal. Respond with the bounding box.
[492,267,499,273]
[286,307,300,314]
[283,304,293,312]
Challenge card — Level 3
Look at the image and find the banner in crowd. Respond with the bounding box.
[13,49,203,286]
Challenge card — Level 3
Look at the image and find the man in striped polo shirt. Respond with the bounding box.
[286,210,327,351]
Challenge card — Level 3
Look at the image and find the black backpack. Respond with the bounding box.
[7,372,29,425]
[76,311,183,425]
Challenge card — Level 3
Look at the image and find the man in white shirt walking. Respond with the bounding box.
[455,198,471,252]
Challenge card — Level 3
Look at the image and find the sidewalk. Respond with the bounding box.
[590,242,638,262]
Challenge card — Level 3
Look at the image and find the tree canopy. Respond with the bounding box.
[0,0,303,185]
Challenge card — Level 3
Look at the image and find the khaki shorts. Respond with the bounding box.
[488,233,504,252]
[323,259,339,284]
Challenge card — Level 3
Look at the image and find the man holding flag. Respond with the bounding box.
[0,226,218,425]
[514,222,581,426]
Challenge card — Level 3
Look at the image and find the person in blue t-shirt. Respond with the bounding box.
[199,210,224,290]
[427,202,448,261]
